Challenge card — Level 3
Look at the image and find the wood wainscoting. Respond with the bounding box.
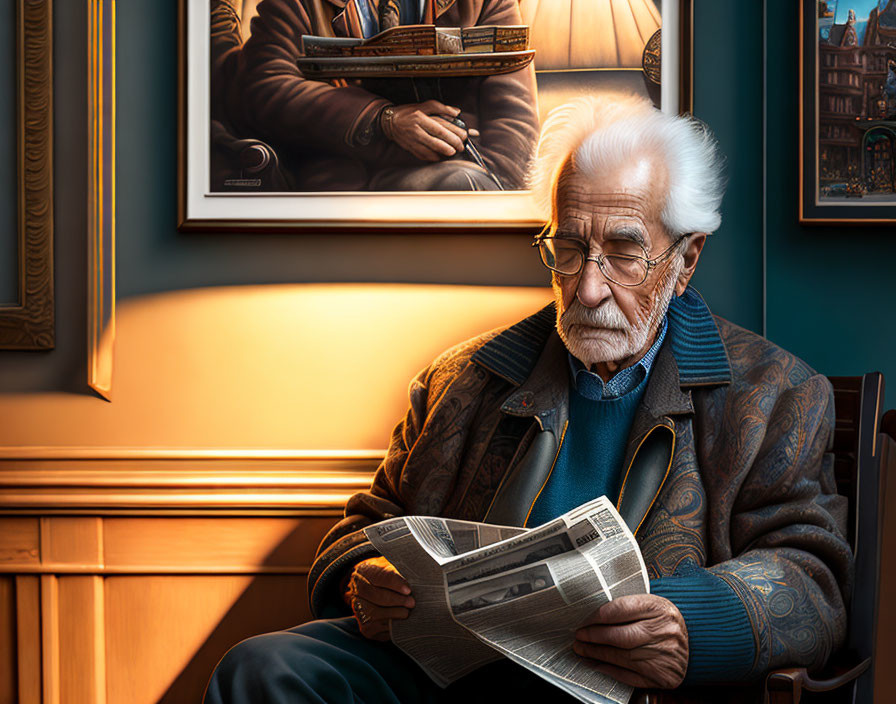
[0,451,379,704]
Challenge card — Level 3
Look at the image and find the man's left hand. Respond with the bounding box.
[573,594,688,689]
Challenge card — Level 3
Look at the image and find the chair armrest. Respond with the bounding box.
[764,658,870,704]
[210,121,277,173]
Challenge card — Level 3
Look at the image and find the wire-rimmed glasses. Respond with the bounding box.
[532,233,690,287]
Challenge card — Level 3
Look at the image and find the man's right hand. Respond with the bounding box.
[383,100,474,162]
[343,556,415,641]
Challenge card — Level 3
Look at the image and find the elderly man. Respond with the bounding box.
[205,95,851,703]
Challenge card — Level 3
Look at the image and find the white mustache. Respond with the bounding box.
[561,299,628,331]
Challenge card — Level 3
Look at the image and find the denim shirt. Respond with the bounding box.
[567,315,668,400]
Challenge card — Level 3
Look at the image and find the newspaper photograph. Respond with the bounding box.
[363,496,648,704]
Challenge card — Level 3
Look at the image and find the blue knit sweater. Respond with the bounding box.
[525,317,755,684]
[525,372,648,526]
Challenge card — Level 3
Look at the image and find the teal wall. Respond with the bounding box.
[0,0,893,409]
[690,0,764,334]
[692,0,895,410]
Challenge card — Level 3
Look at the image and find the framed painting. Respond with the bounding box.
[801,0,896,224]
[0,0,53,349]
[179,0,693,232]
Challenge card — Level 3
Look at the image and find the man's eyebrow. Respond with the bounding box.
[552,228,586,241]
[605,225,647,248]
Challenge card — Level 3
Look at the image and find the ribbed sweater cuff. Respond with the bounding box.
[650,568,755,684]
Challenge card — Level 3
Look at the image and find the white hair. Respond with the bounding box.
[528,94,725,237]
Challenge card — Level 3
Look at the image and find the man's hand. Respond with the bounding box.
[344,556,415,641]
[573,594,688,689]
[383,100,478,161]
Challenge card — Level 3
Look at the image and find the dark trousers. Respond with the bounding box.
[204,617,579,704]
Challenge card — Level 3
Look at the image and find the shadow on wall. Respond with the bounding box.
[157,523,330,703]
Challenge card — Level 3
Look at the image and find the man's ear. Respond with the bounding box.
[675,234,707,296]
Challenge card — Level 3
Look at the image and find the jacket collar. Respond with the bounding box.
[665,287,732,386]
[471,285,731,402]
[499,332,568,419]
[471,303,557,388]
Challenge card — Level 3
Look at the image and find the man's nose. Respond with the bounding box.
[575,258,613,308]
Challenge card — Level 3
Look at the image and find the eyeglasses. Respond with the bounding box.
[532,233,691,287]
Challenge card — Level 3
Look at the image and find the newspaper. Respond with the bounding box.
[363,496,649,704]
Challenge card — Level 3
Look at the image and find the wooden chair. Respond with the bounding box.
[765,373,894,703]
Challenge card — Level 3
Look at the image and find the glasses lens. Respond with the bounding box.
[540,240,582,274]
[603,255,648,286]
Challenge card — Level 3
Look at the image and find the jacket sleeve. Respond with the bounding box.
[699,371,852,681]
[465,0,540,188]
[236,0,400,162]
[307,365,434,618]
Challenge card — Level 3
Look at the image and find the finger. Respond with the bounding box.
[358,619,391,641]
[576,622,655,649]
[406,141,443,162]
[572,642,656,668]
[364,605,412,622]
[421,117,465,152]
[429,116,468,143]
[352,574,415,608]
[592,594,668,624]
[412,125,458,157]
[578,657,656,690]
[418,100,460,117]
[391,127,443,161]
[356,561,412,595]
[468,128,480,138]
[352,595,411,621]
[352,597,411,632]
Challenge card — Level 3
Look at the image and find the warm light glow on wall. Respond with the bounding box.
[519,0,661,70]
[0,284,553,451]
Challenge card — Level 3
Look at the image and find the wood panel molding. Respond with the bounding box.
[3,514,327,702]
[0,515,338,577]
[0,447,387,460]
[0,454,372,701]
[0,452,380,511]
[87,0,114,397]
[15,575,41,702]
[0,0,54,349]
[0,449,368,702]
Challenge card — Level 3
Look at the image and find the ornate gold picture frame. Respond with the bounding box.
[0,0,54,349]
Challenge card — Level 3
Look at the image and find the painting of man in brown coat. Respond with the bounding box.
[214,0,540,191]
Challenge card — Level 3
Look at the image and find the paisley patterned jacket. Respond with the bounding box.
[308,287,852,681]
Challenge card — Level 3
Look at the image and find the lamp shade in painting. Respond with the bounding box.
[518,0,661,70]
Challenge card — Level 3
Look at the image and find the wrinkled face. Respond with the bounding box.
[552,155,683,372]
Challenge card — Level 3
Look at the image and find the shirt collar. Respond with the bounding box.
[568,315,668,400]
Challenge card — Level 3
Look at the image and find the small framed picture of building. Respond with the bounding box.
[801,0,896,223]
